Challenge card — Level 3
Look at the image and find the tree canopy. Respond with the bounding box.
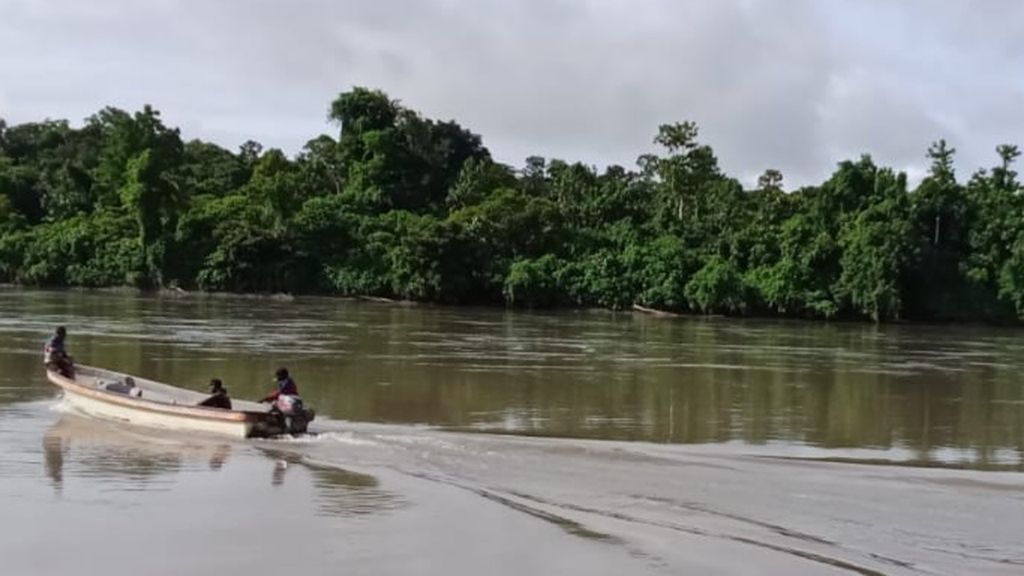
[1,88,1022,323]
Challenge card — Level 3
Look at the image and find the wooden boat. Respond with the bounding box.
[46,364,311,438]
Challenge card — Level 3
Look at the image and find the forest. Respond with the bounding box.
[1,87,1022,322]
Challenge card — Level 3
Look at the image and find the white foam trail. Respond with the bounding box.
[48,399,77,414]
[271,430,380,447]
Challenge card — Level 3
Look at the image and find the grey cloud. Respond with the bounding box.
[1,0,1021,187]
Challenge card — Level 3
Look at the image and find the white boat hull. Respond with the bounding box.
[62,385,254,438]
[47,365,290,438]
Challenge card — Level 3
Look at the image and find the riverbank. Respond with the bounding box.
[4,282,1022,330]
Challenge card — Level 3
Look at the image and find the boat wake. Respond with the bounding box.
[252,417,1024,575]
[12,399,1024,575]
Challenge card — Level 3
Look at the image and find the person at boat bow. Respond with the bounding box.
[199,378,232,410]
[43,326,75,378]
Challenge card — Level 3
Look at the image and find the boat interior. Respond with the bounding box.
[73,365,265,412]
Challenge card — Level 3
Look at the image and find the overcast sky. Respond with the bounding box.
[1,0,1022,187]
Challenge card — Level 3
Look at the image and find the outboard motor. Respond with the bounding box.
[272,394,316,434]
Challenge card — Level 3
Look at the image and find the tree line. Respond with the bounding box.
[1,88,1022,322]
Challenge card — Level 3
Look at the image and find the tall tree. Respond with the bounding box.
[905,140,970,318]
[90,106,183,209]
[646,122,723,228]
[120,148,183,286]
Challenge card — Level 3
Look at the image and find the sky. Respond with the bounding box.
[1,0,1022,188]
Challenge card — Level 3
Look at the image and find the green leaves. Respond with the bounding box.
[5,213,140,286]
[836,196,913,321]
[2,90,1024,324]
[332,88,488,214]
[685,256,746,315]
[91,106,183,208]
[504,255,568,308]
[997,237,1024,318]
[120,147,184,286]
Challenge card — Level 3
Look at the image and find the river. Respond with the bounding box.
[1,289,1022,575]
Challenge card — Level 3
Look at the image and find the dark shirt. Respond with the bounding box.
[264,377,298,401]
[199,391,232,410]
[278,377,298,396]
[43,335,66,363]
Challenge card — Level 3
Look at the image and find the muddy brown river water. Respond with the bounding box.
[1,289,1022,575]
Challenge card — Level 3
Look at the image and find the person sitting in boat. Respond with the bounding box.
[261,367,302,413]
[262,368,298,402]
[198,378,232,410]
[105,376,142,398]
[43,326,75,378]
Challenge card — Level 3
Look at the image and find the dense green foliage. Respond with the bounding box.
[2,89,1023,322]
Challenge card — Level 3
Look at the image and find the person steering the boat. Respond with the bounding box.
[43,326,75,378]
[261,367,298,403]
[198,378,232,410]
[258,367,315,433]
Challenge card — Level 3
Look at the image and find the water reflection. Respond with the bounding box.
[260,447,404,518]
[41,414,225,493]
[209,445,229,470]
[41,432,65,493]
[38,413,402,519]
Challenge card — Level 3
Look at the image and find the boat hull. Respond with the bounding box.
[47,365,287,438]
[61,385,255,438]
